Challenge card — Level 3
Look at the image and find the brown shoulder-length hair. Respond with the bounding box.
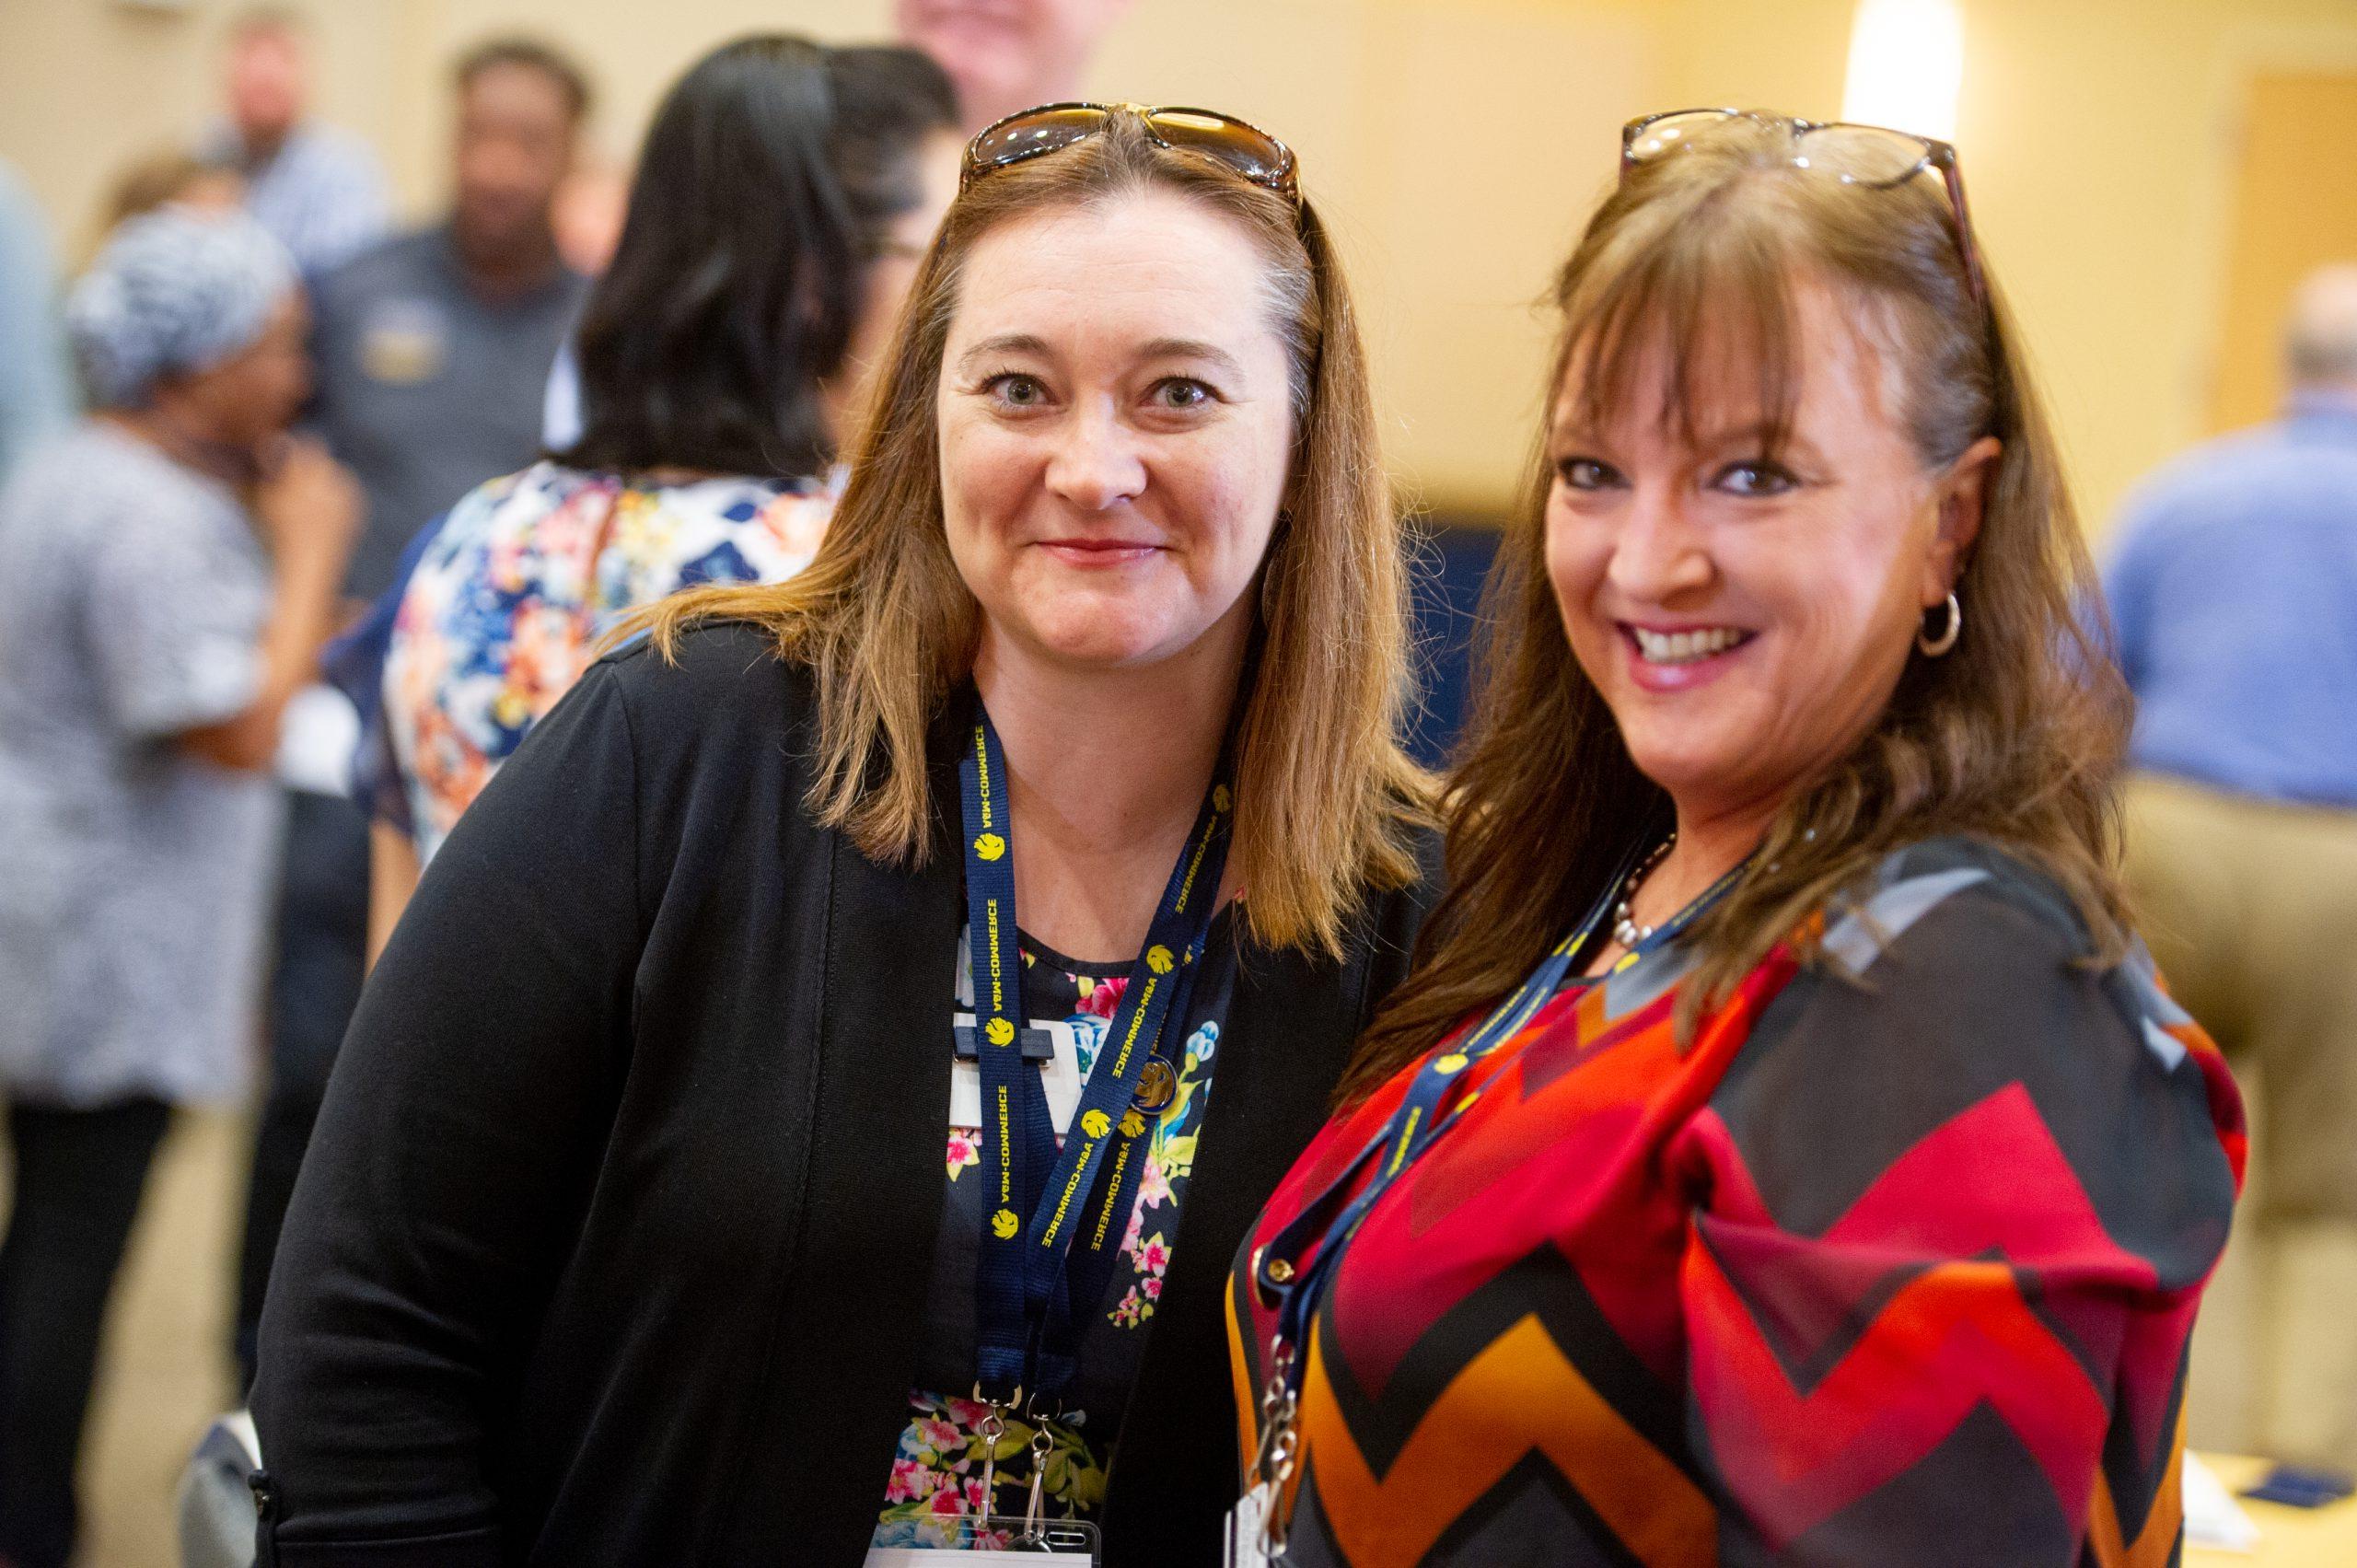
[1341,114,2132,1100]
[625,111,1430,958]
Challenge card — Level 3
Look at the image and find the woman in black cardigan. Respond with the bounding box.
[251,107,1434,1566]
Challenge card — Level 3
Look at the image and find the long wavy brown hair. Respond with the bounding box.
[1341,114,2132,1100]
[625,111,1429,958]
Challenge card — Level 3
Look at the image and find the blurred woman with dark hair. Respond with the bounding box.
[363,36,960,925]
[238,43,958,1396]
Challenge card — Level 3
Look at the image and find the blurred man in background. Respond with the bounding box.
[2107,261,2357,1473]
[231,36,591,1393]
[307,35,589,599]
[893,0,1132,133]
[197,7,389,288]
[0,159,73,489]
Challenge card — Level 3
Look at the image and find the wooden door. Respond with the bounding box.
[2210,72,2357,434]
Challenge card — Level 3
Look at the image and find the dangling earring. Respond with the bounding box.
[1917,591,1962,657]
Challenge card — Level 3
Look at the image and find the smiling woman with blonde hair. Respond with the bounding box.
[251,105,1433,1567]
[1229,110,2246,1565]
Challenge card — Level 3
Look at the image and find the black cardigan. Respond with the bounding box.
[251,623,1437,1567]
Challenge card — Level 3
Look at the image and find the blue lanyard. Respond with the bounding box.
[960,701,1234,1408]
[1252,842,1738,1395]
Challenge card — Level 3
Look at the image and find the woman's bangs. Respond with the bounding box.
[1560,207,1807,460]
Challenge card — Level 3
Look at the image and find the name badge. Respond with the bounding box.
[1224,1483,1278,1568]
[358,298,449,386]
[865,1516,1098,1565]
[866,1551,1091,1567]
[950,1015,1086,1134]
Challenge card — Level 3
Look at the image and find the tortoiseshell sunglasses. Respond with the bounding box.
[961,101,1298,202]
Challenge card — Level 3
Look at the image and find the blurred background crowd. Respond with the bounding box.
[0,0,2353,1563]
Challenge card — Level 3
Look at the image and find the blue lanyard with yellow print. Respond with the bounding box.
[960,700,1234,1411]
[1251,841,1742,1423]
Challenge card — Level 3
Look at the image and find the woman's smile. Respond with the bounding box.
[1618,620,1759,691]
[1035,533,1167,568]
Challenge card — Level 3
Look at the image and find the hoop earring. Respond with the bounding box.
[1917,591,1962,657]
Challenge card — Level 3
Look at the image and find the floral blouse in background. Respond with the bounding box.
[382,459,835,860]
[872,922,1238,1551]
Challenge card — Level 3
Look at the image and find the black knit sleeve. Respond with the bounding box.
[251,661,646,1566]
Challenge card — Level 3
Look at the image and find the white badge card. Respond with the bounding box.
[1224,1483,1277,1568]
[950,1016,1086,1134]
[865,1516,1099,1565]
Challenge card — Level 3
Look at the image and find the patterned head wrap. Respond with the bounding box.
[67,205,298,408]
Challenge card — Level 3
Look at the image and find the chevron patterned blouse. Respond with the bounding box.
[1230,837,2246,1566]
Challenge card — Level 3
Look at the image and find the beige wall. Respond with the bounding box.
[6,0,2356,528]
[1961,0,2357,533]
[1659,0,2357,534]
[0,0,405,261]
[2208,70,2357,435]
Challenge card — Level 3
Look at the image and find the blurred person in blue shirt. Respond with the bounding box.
[197,6,391,288]
[2106,261,2357,1473]
[0,160,74,488]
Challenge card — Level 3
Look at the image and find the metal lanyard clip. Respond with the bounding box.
[1246,1346,1301,1558]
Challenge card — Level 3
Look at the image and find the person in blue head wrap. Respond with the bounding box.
[0,203,359,1568]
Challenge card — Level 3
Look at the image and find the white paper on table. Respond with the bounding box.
[2183,1451,2261,1552]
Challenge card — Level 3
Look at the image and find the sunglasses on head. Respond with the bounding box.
[1620,108,1987,307]
[961,101,1299,202]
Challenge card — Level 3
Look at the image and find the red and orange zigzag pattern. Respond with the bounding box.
[1236,1080,2217,1562]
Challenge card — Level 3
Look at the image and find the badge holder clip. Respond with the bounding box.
[1225,1349,1300,1567]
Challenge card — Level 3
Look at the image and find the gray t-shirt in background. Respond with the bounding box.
[0,420,281,1108]
[308,225,586,598]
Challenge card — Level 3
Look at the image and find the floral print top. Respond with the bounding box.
[871,920,1236,1550]
[381,459,836,861]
